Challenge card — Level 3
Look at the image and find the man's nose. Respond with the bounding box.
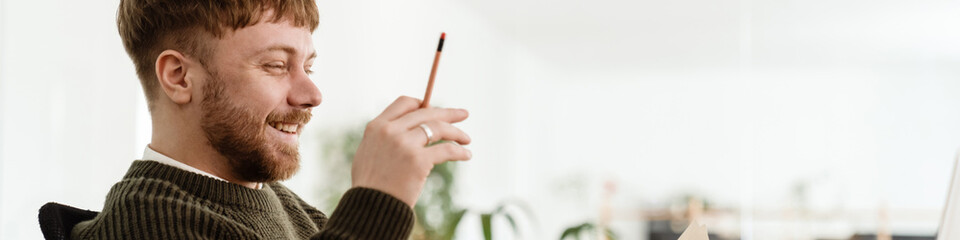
[288,70,322,108]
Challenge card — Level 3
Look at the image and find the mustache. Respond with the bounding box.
[265,109,312,125]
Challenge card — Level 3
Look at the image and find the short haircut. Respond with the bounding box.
[116,0,319,109]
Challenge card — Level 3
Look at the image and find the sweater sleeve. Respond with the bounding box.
[311,187,415,240]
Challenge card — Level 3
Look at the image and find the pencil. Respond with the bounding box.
[420,32,445,108]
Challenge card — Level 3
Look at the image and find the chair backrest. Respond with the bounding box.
[38,202,99,240]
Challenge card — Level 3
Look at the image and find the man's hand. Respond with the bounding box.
[351,96,472,207]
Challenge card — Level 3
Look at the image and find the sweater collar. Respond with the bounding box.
[124,160,283,211]
[141,145,263,189]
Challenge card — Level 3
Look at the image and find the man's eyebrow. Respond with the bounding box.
[253,45,317,60]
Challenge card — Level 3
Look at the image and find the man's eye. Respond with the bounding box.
[263,61,287,71]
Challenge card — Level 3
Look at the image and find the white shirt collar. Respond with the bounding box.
[142,145,262,189]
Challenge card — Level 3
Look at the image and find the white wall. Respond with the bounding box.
[0,0,142,239]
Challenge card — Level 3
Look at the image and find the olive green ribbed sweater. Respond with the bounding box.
[71,160,414,239]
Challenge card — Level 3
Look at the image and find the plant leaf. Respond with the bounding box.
[561,223,589,240]
[441,209,468,240]
[560,226,578,240]
[481,213,493,240]
[503,212,519,236]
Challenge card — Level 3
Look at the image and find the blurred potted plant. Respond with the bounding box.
[470,201,535,240]
[560,222,618,240]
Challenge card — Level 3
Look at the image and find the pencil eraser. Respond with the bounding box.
[441,32,446,39]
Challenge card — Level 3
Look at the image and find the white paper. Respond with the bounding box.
[678,221,710,240]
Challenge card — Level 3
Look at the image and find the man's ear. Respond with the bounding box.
[155,50,196,105]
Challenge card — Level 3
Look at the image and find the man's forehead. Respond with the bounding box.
[214,21,315,58]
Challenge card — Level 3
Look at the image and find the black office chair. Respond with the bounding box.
[38,202,99,240]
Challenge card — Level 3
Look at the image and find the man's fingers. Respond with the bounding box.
[376,96,422,121]
[425,142,472,164]
[407,121,471,146]
[396,108,469,129]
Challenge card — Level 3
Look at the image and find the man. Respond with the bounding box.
[71,0,472,239]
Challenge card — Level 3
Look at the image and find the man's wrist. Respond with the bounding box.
[351,182,417,208]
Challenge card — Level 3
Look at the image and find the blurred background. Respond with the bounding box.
[2,0,960,239]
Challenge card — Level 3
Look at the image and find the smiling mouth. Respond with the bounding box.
[269,122,299,134]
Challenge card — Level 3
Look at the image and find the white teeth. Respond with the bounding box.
[270,122,297,133]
